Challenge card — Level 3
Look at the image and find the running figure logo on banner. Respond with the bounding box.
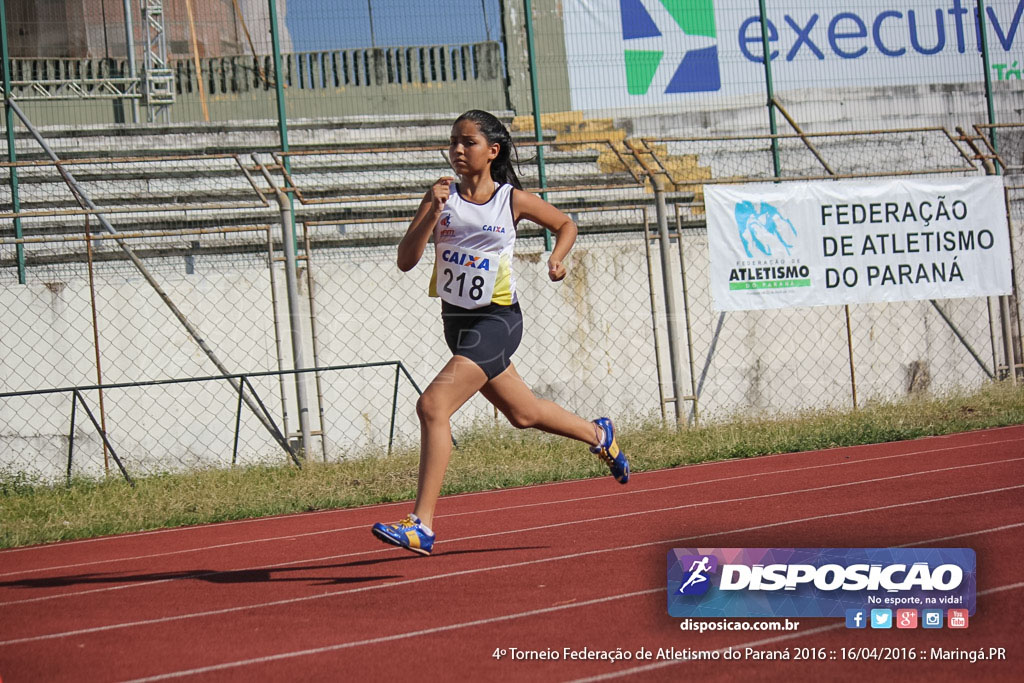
[734,200,798,258]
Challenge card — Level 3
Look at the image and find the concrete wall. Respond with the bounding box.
[503,0,573,115]
[607,82,1024,140]
[0,228,1007,483]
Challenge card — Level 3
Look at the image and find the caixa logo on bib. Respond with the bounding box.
[441,249,492,271]
[667,548,976,618]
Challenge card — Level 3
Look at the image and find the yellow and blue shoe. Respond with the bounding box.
[371,513,435,556]
[590,417,629,484]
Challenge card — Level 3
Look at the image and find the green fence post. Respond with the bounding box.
[523,0,552,250]
[977,0,999,172]
[268,0,290,166]
[757,0,781,179]
[267,0,298,255]
[977,1,1016,381]
[0,0,25,283]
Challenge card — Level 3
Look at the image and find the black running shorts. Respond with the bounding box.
[441,301,523,380]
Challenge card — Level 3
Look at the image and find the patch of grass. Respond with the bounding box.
[2,381,1022,549]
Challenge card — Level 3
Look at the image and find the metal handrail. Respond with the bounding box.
[0,361,427,486]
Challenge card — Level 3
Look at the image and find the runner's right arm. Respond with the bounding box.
[397,177,452,271]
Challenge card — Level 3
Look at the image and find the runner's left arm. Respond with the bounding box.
[513,189,577,282]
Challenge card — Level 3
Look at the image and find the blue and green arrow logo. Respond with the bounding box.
[621,0,720,94]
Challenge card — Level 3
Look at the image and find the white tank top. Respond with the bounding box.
[429,183,517,308]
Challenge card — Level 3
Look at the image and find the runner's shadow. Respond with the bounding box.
[336,545,545,569]
[0,570,398,589]
[310,545,545,584]
[0,545,544,590]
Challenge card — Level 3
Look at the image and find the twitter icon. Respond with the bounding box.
[870,609,893,629]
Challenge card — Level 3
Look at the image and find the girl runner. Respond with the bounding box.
[372,110,628,556]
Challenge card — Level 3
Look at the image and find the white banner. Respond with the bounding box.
[705,177,1012,311]
[562,0,1023,111]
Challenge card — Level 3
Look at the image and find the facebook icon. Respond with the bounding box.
[846,609,867,629]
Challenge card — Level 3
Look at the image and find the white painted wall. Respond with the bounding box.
[1,226,1009,482]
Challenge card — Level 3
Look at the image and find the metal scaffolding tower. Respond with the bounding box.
[140,0,175,122]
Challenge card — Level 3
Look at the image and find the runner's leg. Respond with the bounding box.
[412,355,488,527]
[480,363,600,446]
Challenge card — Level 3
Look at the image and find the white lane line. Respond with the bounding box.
[114,589,664,682]
[6,426,1020,557]
[117,577,1024,682]
[894,522,1024,547]
[0,506,389,555]
[5,436,1021,580]
[0,525,362,578]
[1,482,1021,647]
[2,455,1021,606]
[571,624,848,683]
[566,581,1024,682]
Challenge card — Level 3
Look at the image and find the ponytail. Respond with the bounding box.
[454,110,522,190]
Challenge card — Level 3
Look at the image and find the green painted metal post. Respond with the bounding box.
[977,1,1015,382]
[266,0,298,254]
[757,0,781,179]
[523,0,552,250]
[977,0,999,171]
[267,0,290,166]
[0,0,25,283]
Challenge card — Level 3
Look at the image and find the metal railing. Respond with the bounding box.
[1,42,503,102]
[0,362,427,486]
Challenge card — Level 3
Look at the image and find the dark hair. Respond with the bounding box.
[454,109,522,190]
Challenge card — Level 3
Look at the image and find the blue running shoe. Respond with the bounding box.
[590,417,629,484]
[371,514,435,556]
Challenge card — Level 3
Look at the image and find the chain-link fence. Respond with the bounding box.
[2,2,1022,485]
[657,124,1021,422]
[1,115,1021,482]
[5,2,1024,133]
[4,0,505,127]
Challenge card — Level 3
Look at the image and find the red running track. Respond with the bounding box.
[1,425,1022,682]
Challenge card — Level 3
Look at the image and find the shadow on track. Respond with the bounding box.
[0,546,546,591]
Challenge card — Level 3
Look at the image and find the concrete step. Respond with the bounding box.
[3,164,643,213]
[4,111,538,160]
[7,183,689,240]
